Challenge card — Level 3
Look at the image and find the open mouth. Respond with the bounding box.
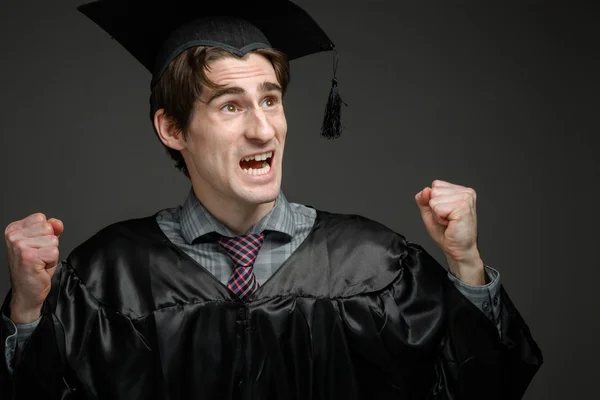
[239,151,274,176]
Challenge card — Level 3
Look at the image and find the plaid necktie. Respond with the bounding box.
[218,233,265,301]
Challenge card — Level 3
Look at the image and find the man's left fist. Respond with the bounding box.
[415,180,481,266]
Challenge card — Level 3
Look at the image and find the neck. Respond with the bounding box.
[191,186,276,236]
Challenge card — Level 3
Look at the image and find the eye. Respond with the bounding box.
[221,103,239,113]
[262,97,277,108]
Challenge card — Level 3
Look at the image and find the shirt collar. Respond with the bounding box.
[180,188,296,243]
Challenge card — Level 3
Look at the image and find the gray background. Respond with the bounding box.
[1,0,598,398]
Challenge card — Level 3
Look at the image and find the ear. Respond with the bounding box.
[154,109,186,151]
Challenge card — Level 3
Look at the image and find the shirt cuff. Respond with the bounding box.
[2,306,41,374]
[447,265,502,326]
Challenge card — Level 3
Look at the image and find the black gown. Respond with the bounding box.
[0,210,542,399]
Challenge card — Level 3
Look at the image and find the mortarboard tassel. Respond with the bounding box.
[321,49,347,139]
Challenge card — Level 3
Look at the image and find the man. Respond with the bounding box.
[1,0,542,399]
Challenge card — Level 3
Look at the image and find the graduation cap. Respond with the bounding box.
[77,0,345,138]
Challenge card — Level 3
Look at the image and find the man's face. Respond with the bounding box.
[181,53,287,208]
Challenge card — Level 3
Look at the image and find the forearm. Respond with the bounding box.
[445,248,486,286]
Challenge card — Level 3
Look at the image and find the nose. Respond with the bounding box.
[245,108,276,143]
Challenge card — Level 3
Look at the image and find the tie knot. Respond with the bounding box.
[218,233,265,268]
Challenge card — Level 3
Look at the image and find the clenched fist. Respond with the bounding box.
[415,180,485,286]
[4,213,64,324]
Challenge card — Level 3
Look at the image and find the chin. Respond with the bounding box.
[250,192,279,205]
[240,187,280,205]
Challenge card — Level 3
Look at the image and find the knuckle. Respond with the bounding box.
[13,239,27,251]
[5,231,17,244]
[4,222,15,236]
[31,213,47,222]
[43,222,54,235]
[51,236,60,247]
[50,247,60,258]
[20,248,37,263]
[45,246,59,260]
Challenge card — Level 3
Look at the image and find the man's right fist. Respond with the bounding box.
[4,213,64,324]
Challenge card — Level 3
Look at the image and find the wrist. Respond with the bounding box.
[446,249,486,286]
[9,295,43,325]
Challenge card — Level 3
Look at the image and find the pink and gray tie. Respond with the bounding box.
[218,233,265,301]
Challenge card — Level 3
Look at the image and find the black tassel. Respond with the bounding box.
[321,49,346,139]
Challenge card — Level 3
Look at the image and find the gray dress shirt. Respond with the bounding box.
[3,189,501,373]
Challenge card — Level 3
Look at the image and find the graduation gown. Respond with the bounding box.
[0,210,542,399]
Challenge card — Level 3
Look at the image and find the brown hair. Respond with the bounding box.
[150,47,291,177]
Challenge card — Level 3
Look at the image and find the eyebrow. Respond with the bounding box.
[259,81,282,93]
[206,81,283,104]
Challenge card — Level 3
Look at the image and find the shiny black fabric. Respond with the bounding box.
[0,210,542,399]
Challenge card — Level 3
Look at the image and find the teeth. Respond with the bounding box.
[243,162,271,176]
[242,151,272,162]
